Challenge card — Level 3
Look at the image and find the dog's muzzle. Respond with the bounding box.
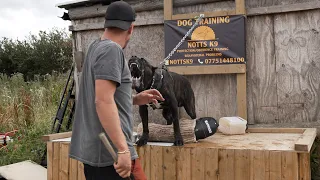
[130,63,142,88]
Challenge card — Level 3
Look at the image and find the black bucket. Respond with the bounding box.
[194,117,219,140]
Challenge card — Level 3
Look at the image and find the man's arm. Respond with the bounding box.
[93,45,128,152]
[132,89,165,106]
[95,79,128,152]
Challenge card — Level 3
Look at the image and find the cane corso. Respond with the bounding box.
[128,56,197,146]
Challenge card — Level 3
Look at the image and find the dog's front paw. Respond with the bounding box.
[174,135,184,146]
[136,133,149,146]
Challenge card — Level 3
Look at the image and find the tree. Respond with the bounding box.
[0,28,73,81]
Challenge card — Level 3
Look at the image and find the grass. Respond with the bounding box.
[0,72,70,166]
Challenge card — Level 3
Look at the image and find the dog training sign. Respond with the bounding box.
[164,15,246,66]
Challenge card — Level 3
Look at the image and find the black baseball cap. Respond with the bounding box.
[104,1,136,30]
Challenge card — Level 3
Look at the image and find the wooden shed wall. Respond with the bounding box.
[67,0,320,130]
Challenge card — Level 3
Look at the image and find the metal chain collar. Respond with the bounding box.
[160,14,205,66]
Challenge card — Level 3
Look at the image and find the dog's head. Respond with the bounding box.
[128,56,156,91]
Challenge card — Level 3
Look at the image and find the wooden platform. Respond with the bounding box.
[43,128,317,180]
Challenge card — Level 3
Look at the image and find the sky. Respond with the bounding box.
[0,0,71,40]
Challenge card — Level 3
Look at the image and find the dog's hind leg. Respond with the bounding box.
[136,105,149,146]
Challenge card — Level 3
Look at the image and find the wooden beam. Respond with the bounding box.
[67,0,229,20]
[246,128,306,134]
[172,10,236,20]
[235,0,246,15]
[74,51,83,72]
[167,64,246,75]
[68,1,320,31]
[248,122,320,136]
[42,131,72,142]
[294,128,317,152]
[247,1,320,16]
[164,0,173,20]
[69,17,165,31]
[237,73,247,119]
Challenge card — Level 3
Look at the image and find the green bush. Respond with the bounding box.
[0,28,72,81]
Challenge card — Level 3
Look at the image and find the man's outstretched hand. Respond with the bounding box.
[133,89,165,106]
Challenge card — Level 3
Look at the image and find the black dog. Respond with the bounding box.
[128,56,196,146]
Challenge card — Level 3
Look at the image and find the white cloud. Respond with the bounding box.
[0,0,71,40]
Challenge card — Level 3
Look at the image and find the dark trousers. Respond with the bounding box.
[83,158,147,180]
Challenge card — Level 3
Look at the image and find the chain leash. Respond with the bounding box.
[160,14,205,67]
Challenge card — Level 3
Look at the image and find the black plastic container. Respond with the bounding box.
[194,117,219,140]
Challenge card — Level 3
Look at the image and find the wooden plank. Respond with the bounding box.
[298,153,311,180]
[136,146,151,179]
[59,143,70,180]
[275,9,320,123]
[150,146,163,180]
[78,161,85,180]
[281,152,299,180]
[245,0,316,8]
[191,148,206,180]
[172,10,236,20]
[66,0,230,20]
[218,149,235,180]
[235,0,246,14]
[168,64,246,75]
[246,128,306,134]
[69,9,165,31]
[294,128,317,152]
[164,0,173,20]
[264,151,270,180]
[70,18,164,31]
[74,51,83,72]
[246,15,277,125]
[205,148,218,180]
[42,132,72,142]
[64,1,320,19]
[237,73,247,120]
[179,74,237,121]
[163,147,177,180]
[69,159,78,180]
[269,151,282,180]
[250,150,267,180]
[53,142,60,180]
[247,1,320,16]
[66,2,320,31]
[0,161,47,180]
[248,122,320,136]
[47,142,53,180]
[234,149,250,180]
[204,74,237,119]
[176,148,191,180]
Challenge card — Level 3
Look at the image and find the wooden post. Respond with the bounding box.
[235,0,247,120]
[237,73,247,120]
[164,0,173,20]
[235,0,246,14]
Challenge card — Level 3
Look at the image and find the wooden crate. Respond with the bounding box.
[43,128,317,180]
